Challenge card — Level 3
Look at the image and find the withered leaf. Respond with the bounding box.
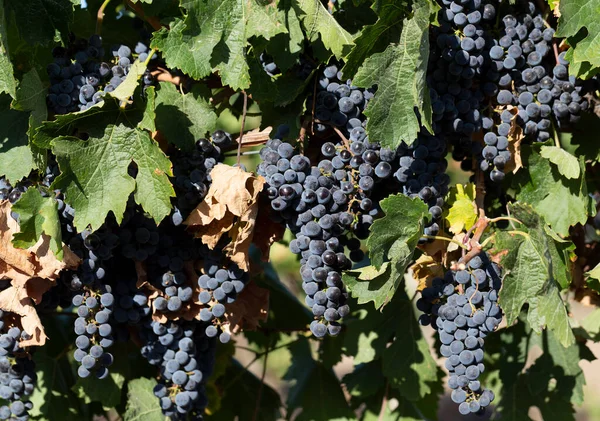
[185,165,265,271]
[223,280,269,332]
[0,201,79,346]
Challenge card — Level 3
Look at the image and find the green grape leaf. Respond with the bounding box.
[342,0,414,78]
[0,0,16,99]
[139,85,156,132]
[445,183,477,234]
[556,0,600,73]
[344,195,428,308]
[152,1,286,90]
[0,94,35,183]
[11,188,62,258]
[569,112,600,163]
[284,338,354,421]
[211,359,283,421]
[35,99,174,231]
[4,0,73,46]
[155,82,217,151]
[343,291,442,401]
[514,143,591,237]
[353,0,435,148]
[367,195,429,269]
[493,203,575,347]
[13,68,47,127]
[293,0,354,58]
[539,146,580,179]
[123,378,164,421]
[72,372,125,409]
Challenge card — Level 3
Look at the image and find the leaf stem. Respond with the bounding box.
[486,216,522,225]
[421,235,469,250]
[237,91,248,166]
[480,233,496,249]
[377,381,389,421]
[507,230,530,240]
[95,0,112,35]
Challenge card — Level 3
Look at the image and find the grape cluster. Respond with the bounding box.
[0,178,29,204]
[72,285,115,379]
[429,1,591,183]
[258,53,316,80]
[313,62,374,135]
[170,130,232,224]
[197,250,247,343]
[46,35,155,114]
[0,310,36,420]
[140,320,214,419]
[418,252,502,415]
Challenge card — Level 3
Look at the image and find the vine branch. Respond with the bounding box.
[237,91,248,166]
[95,0,111,35]
[125,0,163,31]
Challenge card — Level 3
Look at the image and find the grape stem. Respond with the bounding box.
[252,344,269,421]
[486,216,522,225]
[421,235,469,250]
[314,119,351,149]
[95,0,111,35]
[377,381,389,421]
[237,91,248,166]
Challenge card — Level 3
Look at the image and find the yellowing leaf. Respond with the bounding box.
[445,184,477,234]
[185,164,265,271]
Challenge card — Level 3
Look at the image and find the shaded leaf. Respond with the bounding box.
[155,82,217,151]
[0,0,16,99]
[0,95,35,183]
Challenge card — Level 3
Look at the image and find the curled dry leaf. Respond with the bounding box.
[504,106,524,174]
[0,201,79,346]
[411,255,446,292]
[185,164,265,271]
[223,280,269,333]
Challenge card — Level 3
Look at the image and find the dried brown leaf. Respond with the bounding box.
[185,165,265,271]
[0,201,78,346]
[224,280,269,332]
[504,106,524,174]
[411,255,445,291]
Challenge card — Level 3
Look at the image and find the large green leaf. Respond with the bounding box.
[152,1,286,90]
[155,82,217,151]
[353,0,436,148]
[11,187,62,258]
[0,94,35,183]
[34,99,174,231]
[514,143,592,237]
[556,0,600,76]
[344,195,428,308]
[0,0,16,99]
[494,203,575,347]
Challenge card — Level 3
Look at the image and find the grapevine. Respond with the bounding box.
[0,1,599,420]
